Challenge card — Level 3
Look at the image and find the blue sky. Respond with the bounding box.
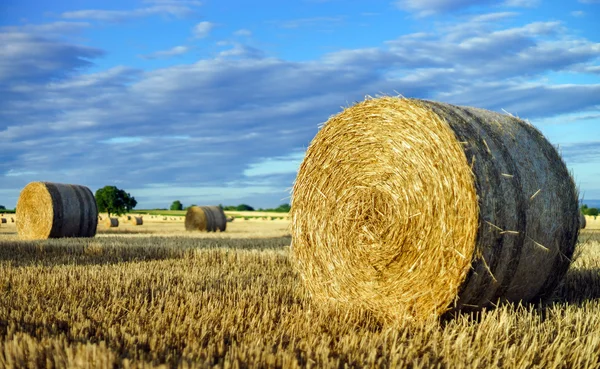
[1,0,599,209]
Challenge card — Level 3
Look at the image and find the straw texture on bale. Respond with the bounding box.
[291,97,579,321]
[580,213,586,229]
[104,217,119,227]
[130,216,143,226]
[16,182,98,240]
[185,206,227,232]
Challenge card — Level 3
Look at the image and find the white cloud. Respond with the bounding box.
[234,29,252,37]
[503,0,540,7]
[193,21,214,38]
[217,43,265,59]
[1,21,91,37]
[61,4,199,22]
[139,45,190,59]
[571,10,586,17]
[273,16,344,29]
[394,0,493,16]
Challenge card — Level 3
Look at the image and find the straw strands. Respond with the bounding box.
[185,206,227,232]
[291,97,579,321]
[16,182,98,240]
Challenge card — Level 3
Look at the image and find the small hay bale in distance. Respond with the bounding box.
[104,217,119,227]
[0,218,6,224]
[130,216,143,226]
[185,206,227,232]
[580,212,586,229]
[291,97,579,321]
[16,182,98,240]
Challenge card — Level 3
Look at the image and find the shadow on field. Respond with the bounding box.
[553,268,600,303]
[0,236,291,268]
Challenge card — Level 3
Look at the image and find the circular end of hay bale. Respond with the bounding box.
[580,212,586,229]
[16,182,55,239]
[185,206,207,231]
[291,97,479,320]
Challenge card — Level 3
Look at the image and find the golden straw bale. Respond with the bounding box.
[291,97,579,322]
[16,182,98,240]
[11,217,15,223]
[129,216,143,225]
[0,218,6,224]
[185,206,227,232]
[580,212,586,229]
[104,217,119,227]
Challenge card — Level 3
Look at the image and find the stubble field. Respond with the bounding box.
[0,217,599,368]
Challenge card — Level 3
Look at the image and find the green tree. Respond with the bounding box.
[274,204,290,212]
[581,204,589,215]
[170,200,183,211]
[95,186,137,218]
[236,204,254,211]
[0,205,5,210]
[588,208,599,219]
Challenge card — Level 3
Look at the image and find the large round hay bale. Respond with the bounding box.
[291,97,579,321]
[104,217,119,227]
[185,206,227,232]
[130,216,143,226]
[580,213,586,229]
[16,182,98,240]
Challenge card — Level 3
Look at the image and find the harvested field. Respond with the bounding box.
[0,223,599,368]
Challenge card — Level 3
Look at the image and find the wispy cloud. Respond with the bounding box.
[61,3,199,22]
[503,0,540,7]
[193,21,214,38]
[234,29,252,37]
[1,21,91,37]
[571,10,586,17]
[0,31,103,84]
[394,0,494,16]
[395,0,538,16]
[272,16,344,29]
[139,45,190,59]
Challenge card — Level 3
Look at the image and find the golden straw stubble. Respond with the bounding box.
[291,97,579,322]
[16,182,98,240]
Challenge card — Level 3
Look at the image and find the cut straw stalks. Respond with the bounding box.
[291,97,579,322]
[16,182,98,240]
